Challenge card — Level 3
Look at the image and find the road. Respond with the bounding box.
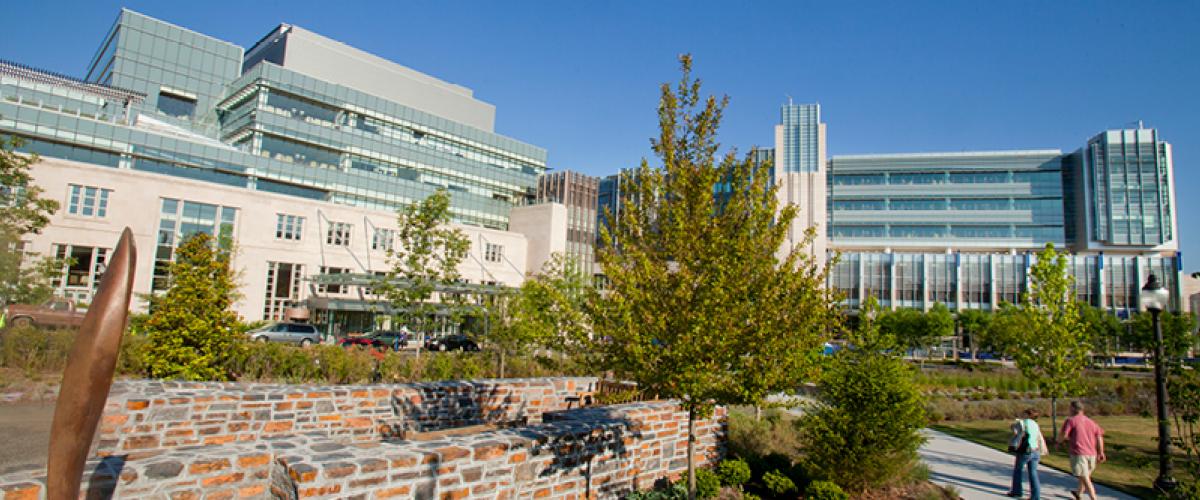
[0,403,54,473]
[920,429,1136,499]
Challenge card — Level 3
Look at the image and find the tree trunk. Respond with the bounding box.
[687,407,696,500]
[1051,396,1058,443]
[498,350,506,379]
[754,405,761,422]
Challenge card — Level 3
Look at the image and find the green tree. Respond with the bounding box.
[142,232,241,380]
[800,296,927,492]
[0,135,61,306]
[376,189,470,354]
[879,303,954,357]
[1128,311,1197,362]
[595,55,839,499]
[990,243,1090,440]
[956,308,992,361]
[1078,303,1124,366]
[487,253,596,377]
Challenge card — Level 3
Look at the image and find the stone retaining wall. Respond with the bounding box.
[0,378,728,499]
[97,377,598,455]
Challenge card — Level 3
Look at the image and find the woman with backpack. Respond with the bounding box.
[1007,408,1049,499]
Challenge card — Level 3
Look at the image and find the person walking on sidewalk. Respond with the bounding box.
[1058,401,1106,500]
[1008,408,1050,499]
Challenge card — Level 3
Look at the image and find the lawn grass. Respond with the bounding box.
[932,416,1192,499]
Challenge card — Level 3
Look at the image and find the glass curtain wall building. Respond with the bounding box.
[822,126,1180,314]
[3,9,547,231]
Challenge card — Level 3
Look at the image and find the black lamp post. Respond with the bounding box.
[1140,273,1175,493]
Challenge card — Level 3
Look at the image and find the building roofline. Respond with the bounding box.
[831,149,1063,161]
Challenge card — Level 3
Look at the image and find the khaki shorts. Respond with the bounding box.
[1070,454,1097,478]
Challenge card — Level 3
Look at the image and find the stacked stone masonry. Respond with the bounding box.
[0,378,727,499]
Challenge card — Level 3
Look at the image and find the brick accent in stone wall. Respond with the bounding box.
[96,377,599,455]
[0,400,726,499]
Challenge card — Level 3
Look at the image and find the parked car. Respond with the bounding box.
[247,323,321,346]
[339,330,409,351]
[4,299,87,329]
[425,335,480,352]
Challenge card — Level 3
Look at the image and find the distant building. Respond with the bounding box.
[1,9,565,330]
[536,170,599,273]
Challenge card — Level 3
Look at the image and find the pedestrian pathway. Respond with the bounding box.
[919,430,1137,500]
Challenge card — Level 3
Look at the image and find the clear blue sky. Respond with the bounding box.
[3,1,1198,270]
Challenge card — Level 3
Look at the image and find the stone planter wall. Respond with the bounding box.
[96,377,598,456]
[0,378,728,499]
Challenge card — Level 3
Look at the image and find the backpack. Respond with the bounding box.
[1007,419,1031,454]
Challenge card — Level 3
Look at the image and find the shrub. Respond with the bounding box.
[625,482,686,500]
[694,468,720,499]
[804,480,848,500]
[728,409,803,465]
[116,331,150,376]
[0,326,75,374]
[763,469,796,496]
[141,232,241,380]
[716,458,751,487]
[800,349,927,492]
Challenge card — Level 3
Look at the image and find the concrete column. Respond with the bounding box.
[921,254,930,310]
[857,255,866,307]
[953,252,963,312]
[888,252,897,310]
[988,254,998,311]
[1098,253,1108,310]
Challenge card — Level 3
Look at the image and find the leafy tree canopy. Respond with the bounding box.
[376,188,470,342]
[596,55,839,417]
[0,135,61,306]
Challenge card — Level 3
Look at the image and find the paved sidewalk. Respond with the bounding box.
[920,430,1137,500]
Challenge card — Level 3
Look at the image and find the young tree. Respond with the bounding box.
[487,253,597,377]
[956,308,992,361]
[595,55,839,499]
[879,303,954,358]
[1079,304,1124,366]
[1129,311,1197,362]
[800,298,927,492]
[142,232,241,380]
[376,189,470,355]
[990,243,1090,440]
[0,135,61,306]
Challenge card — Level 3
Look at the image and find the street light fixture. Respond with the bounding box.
[1140,273,1175,493]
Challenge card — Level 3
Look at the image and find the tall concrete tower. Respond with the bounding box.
[774,103,828,263]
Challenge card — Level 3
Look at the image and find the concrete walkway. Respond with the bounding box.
[920,430,1138,500]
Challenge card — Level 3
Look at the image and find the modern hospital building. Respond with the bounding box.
[0,10,1188,332]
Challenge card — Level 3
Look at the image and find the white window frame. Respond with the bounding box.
[67,184,112,218]
[485,242,504,263]
[326,221,352,246]
[276,214,305,241]
[372,228,394,251]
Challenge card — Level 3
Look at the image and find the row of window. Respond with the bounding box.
[832,171,1062,186]
[831,224,1064,241]
[831,198,1063,212]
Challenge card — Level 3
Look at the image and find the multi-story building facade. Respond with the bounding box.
[816,117,1181,315]
[1,9,567,329]
[662,104,1184,314]
[536,171,599,272]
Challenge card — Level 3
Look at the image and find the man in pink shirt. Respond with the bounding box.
[1058,400,1106,500]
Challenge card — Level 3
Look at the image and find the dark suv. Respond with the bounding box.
[425,335,480,352]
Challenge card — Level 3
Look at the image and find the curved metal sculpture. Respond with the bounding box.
[47,228,136,499]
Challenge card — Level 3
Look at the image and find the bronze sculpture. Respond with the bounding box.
[46,228,136,499]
